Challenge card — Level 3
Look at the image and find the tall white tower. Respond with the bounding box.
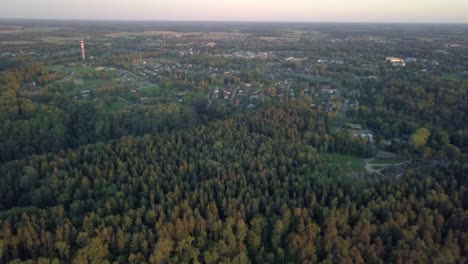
[80,40,86,63]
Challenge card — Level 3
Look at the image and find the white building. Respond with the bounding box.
[386,57,406,66]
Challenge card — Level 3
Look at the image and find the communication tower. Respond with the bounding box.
[80,40,86,63]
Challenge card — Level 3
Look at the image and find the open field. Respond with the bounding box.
[0,26,68,34]
[327,153,366,173]
[40,36,82,44]
[328,153,408,175]
[0,38,79,46]
[0,30,20,34]
[25,27,69,33]
[0,26,24,34]
[83,79,108,87]
[105,98,132,112]
[106,30,248,39]
[0,40,36,45]
[139,85,161,96]
[49,65,90,75]
[106,31,199,38]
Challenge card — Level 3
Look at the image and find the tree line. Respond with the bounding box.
[0,104,466,263]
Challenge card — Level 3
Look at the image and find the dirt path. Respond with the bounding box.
[364,158,412,174]
[117,96,134,105]
[365,159,379,174]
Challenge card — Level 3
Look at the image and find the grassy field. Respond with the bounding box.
[139,85,161,96]
[47,65,64,71]
[69,66,93,74]
[0,27,66,34]
[0,41,36,45]
[25,27,67,33]
[105,31,247,39]
[83,79,108,87]
[138,84,176,103]
[327,153,366,173]
[105,98,131,112]
[40,36,81,44]
[48,65,89,75]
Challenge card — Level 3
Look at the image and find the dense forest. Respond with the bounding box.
[0,104,466,263]
[1,21,468,263]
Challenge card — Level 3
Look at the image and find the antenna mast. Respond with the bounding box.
[80,40,86,64]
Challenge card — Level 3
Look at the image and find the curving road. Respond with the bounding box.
[364,158,411,174]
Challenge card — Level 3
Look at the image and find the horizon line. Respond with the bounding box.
[1,17,468,25]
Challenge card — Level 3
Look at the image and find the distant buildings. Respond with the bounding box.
[344,123,374,143]
[385,56,418,67]
[81,90,91,99]
[359,132,374,143]
[446,43,462,48]
[286,57,306,62]
[386,57,406,66]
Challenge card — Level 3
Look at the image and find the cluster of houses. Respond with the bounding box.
[286,57,307,62]
[212,88,233,100]
[178,48,195,56]
[386,56,439,68]
[217,51,270,60]
[317,58,344,65]
[72,89,92,100]
[345,123,374,143]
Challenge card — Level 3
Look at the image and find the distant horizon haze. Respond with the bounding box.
[1,0,468,24]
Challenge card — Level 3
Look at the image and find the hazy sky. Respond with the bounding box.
[1,0,468,23]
